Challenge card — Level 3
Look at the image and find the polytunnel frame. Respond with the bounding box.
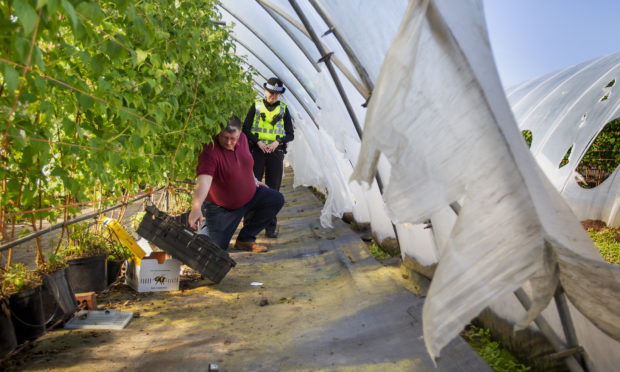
[235,39,320,128]
[226,0,395,219]
[446,204,589,371]
[257,0,371,99]
[218,2,606,370]
[286,0,401,243]
[222,5,318,102]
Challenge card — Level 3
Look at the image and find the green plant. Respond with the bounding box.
[39,251,67,274]
[129,211,146,233]
[521,130,532,148]
[57,222,110,259]
[576,118,620,187]
[368,240,391,261]
[464,325,530,372]
[1,263,42,294]
[308,186,327,203]
[587,227,620,265]
[1,0,255,241]
[169,191,192,214]
[105,238,133,262]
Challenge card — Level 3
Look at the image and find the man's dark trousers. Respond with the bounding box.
[251,148,284,235]
[198,186,284,250]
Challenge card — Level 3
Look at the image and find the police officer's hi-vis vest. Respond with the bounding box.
[251,99,286,145]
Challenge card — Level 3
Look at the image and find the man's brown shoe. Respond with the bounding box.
[235,240,268,253]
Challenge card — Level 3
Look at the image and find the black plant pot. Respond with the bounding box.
[107,260,124,286]
[9,285,46,344]
[0,299,17,357]
[67,255,108,293]
[41,267,78,326]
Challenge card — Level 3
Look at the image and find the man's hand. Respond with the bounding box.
[188,206,204,231]
[256,180,267,187]
[265,140,279,153]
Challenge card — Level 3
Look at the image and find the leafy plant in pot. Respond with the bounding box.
[58,223,110,294]
[104,238,133,286]
[0,264,45,346]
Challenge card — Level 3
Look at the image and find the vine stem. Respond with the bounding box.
[30,215,44,268]
[2,8,42,270]
[170,34,202,183]
[53,195,70,255]
[2,8,42,144]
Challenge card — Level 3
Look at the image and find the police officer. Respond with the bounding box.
[243,77,294,238]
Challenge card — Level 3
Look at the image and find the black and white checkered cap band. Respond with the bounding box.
[265,82,284,93]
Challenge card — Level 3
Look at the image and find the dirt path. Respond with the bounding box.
[4,169,490,371]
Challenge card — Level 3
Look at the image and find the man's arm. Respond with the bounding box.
[188,174,213,230]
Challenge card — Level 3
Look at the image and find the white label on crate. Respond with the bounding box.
[136,237,153,256]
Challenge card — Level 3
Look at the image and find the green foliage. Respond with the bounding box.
[308,186,327,203]
[168,190,192,214]
[578,118,620,175]
[1,0,256,230]
[58,222,111,259]
[521,130,532,148]
[1,263,41,294]
[588,227,620,265]
[464,325,530,372]
[559,145,572,168]
[129,211,146,233]
[105,238,133,262]
[41,251,67,274]
[368,241,391,261]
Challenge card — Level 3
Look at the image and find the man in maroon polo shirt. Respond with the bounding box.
[188,116,284,252]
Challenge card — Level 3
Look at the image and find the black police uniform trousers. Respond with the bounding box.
[251,146,284,234]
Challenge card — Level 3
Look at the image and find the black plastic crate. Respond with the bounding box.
[137,206,236,283]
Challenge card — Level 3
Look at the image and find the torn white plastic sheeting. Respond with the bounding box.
[287,124,353,228]
[507,52,620,227]
[64,310,133,330]
[351,0,619,367]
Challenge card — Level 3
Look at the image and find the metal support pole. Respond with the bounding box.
[221,4,318,102]
[288,0,361,139]
[288,0,399,246]
[307,0,373,94]
[514,288,585,372]
[232,36,317,102]
[255,0,320,73]
[554,285,588,371]
[448,204,586,371]
[0,189,162,252]
[234,41,320,129]
[257,0,370,99]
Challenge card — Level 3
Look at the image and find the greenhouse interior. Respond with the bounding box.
[0,0,618,371]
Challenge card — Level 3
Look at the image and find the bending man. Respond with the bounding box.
[243,77,294,238]
[188,116,284,253]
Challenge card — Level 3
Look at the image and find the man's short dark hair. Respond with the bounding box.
[224,115,242,133]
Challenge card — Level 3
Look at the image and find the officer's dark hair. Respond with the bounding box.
[223,115,242,133]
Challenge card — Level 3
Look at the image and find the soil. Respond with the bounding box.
[0,171,490,372]
[581,219,620,242]
[581,219,609,231]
